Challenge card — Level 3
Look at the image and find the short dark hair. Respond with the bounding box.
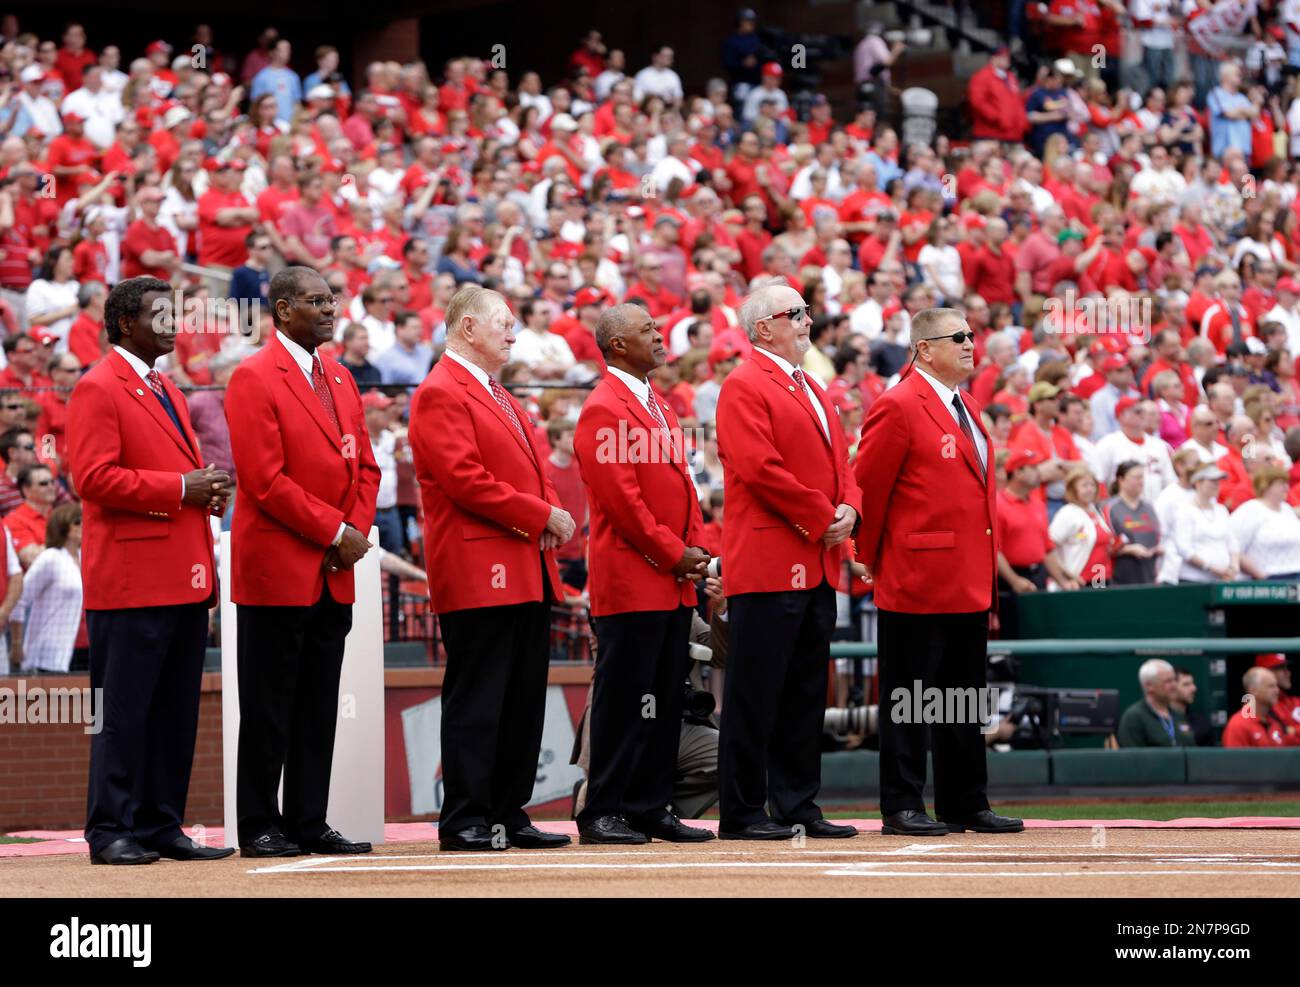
[395,310,421,328]
[268,266,321,328]
[17,463,51,492]
[0,428,33,464]
[104,276,171,344]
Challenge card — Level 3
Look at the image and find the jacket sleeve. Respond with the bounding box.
[224,364,345,547]
[716,374,837,541]
[410,381,554,539]
[853,392,910,567]
[67,378,185,516]
[574,401,687,570]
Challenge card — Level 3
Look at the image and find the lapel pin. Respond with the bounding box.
[334,376,342,384]
[788,385,796,392]
[136,388,144,396]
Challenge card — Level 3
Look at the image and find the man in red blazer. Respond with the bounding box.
[714,283,861,841]
[573,303,713,845]
[855,306,1022,837]
[70,276,235,865]
[225,266,380,858]
[410,284,575,852]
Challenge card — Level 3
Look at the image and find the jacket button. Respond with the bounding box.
[985,528,992,535]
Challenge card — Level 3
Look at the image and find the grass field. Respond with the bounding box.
[0,837,39,844]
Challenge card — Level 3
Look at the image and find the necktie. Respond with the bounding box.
[793,369,830,440]
[145,369,166,399]
[952,392,986,480]
[1228,308,1244,350]
[645,391,667,430]
[488,376,528,443]
[311,355,341,434]
[146,369,187,441]
[792,368,809,392]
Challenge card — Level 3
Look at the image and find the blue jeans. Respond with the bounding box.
[1142,47,1175,91]
[374,506,404,554]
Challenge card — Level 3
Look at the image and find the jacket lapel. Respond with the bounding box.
[447,358,537,464]
[274,341,342,452]
[755,351,831,450]
[109,351,200,465]
[608,373,682,468]
[913,374,985,483]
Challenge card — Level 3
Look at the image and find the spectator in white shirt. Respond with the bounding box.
[594,49,627,101]
[366,142,406,213]
[14,503,83,673]
[1231,465,1300,579]
[1173,465,1242,584]
[1093,396,1177,504]
[1263,277,1300,356]
[1155,447,1202,583]
[632,46,684,105]
[510,298,576,379]
[649,132,698,194]
[59,66,124,149]
[917,216,965,305]
[741,62,788,124]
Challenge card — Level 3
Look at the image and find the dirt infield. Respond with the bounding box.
[5,827,1300,897]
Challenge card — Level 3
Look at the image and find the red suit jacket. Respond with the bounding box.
[410,355,564,614]
[854,369,997,614]
[68,349,216,611]
[715,350,861,596]
[225,338,380,607]
[574,371,706,617]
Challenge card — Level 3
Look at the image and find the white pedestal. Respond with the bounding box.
[220,528,386,848]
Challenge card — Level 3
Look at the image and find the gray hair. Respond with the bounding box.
[738,283,789,343]
[1138,658,1174,688]
[78,281,107,307]
[445,284,505,340]
[594,303,646,356]
[909,307,964,349]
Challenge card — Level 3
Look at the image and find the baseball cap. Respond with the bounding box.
[19,65,45,84]
[361,391,394,410]
[625,205,646,219]
[961,212,987,230]
[654,213,682,227]
[1191,464,1228,483]
[1278,277,1300,293]
[308,84,336,101]
[146,40,173,56]
[1255,653,1291,669]
[708,339,744,368]
[549,113,578,131]
[30,328,58,347]
[1028,381,1061,403]
[1102,355,1130,373]
[1053,58,1080,78]
[882,301,903,321]
[1245,336,1267,355]
[739,7,758,20]
[761,62,783,78]
[1007,447,1045,473]
[62,111,85,124]
[1057,229,1084,245]
[1114,395,1140,417]
[573,287,607,309]
[162,106,191,129]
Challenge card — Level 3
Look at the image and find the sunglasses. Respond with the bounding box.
[764,305,809,323]
[918,330,976,345]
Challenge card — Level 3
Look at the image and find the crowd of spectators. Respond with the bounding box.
[1,9,1300,677]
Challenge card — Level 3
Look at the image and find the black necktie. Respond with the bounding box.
[952,392,986,480]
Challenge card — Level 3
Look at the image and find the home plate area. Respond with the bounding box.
[6,821,1299,897]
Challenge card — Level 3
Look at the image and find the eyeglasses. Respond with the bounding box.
[297,294,339,309]
[763,305,809,324]
[918,330,976,345]
[4,405,26,413]
[30,479,54,487]
[13,442,34,449]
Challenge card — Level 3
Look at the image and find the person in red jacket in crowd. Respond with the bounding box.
[1200,270,1256,355]
[552,287,608,369]
[855,306,1022,838]
[1222,666,1297,747]
[1254,653,1300,736]
[715,283,861,842]
[69,275,234,866]
[409,284,574,853]
[1216,415,1258,511]
[224,266,380,859]
[967,48,1027,144]
[572,303,713,846]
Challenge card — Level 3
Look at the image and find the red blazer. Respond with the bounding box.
[224,338,380,607]
[854,369,997,614]
[410,356,564,614]
[574,372,706,617]
[68,349,216,611]
[715,350,861,596]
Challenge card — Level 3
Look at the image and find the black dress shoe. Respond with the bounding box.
[578,815,649,845]
[506,825,571,849]
[440,825,508,851]
[90,837,159,865]
[239,832,305,858]
[154,837,236,861]
[786,818,859,839]
[718,820,797,840]
[637,814,715,843]
[881,810,949,837]
[301,829,373,854]
[939,809,1025,834]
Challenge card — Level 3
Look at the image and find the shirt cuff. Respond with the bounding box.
[332,522,347,546]
[180,474,185,506]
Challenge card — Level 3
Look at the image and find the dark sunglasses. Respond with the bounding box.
[918,330,976,345]
[765,305,809,323]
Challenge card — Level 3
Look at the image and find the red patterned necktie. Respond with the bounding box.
[145,369,167,399]
[792,368,808,392]
[645,392,667,430]
[488,376,528,442]
[311,355,341,433]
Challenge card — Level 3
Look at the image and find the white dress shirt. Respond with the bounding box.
[753,346,831,441]
[275,331,347,546]
[113,345,185,503]
[915,367,988,471]
[443,346,496,399]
